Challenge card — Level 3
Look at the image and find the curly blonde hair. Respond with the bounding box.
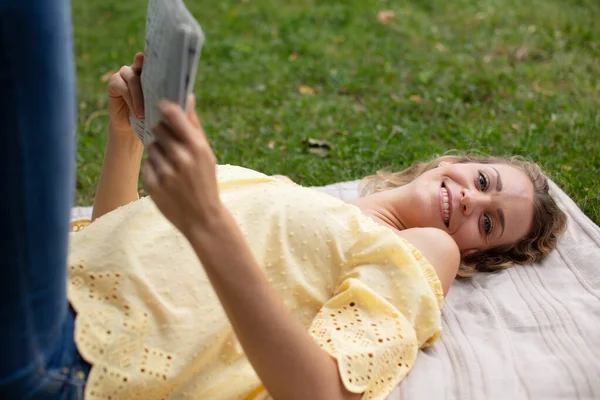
[359,152,568,278]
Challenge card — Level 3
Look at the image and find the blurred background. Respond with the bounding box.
[72,0,599,224]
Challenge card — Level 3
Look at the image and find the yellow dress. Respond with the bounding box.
[67,165,444,400]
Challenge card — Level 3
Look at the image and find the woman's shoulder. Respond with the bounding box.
[395,228,460,296]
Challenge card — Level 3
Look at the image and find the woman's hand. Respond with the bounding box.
[142,95,223,237]
[93,53,146,220]
[107,52,145,136]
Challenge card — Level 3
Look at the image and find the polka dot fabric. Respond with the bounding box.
[68,165,443,400]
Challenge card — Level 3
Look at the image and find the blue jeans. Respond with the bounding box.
[0,0,90,398]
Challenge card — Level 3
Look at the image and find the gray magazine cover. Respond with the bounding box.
[131,0,204,147]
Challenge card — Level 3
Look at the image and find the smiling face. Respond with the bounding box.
[400,162,535,251]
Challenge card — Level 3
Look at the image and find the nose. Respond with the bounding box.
[460,189,492,216]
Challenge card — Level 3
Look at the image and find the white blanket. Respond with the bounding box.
[71,180,600,399]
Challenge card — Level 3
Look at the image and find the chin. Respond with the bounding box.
[408,178,448,231]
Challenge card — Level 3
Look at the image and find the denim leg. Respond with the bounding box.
[0,0,87,398]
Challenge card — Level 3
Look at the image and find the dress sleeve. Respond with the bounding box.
[308,245,443,400]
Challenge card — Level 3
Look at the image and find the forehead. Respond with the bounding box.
[488,163,535,245]
[488,163,534,195]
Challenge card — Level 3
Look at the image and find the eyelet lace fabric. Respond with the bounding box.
[306,238,444,400]
[68,165,443,400]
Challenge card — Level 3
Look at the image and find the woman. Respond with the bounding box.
[4,50,567,400]
[63,53,567,400]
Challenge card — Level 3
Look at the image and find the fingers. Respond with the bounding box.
[109,72,135,114]
[153,122,192,170]
[152,101,217,174]
[157,99,211,153]
[186,94,201,128]
[146,143,175,185]
[132,52,144,74]
[142,159,160,192]
[119,65,144,119]
[157,100,197,144]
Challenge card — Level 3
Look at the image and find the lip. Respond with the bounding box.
[446,184,453,228]
[440,182,453,229]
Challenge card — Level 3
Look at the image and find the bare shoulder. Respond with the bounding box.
[395,228,460,295]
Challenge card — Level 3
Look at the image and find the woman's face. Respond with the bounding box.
[402,162,535,251]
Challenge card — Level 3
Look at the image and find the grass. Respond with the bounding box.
[72,0,600,225]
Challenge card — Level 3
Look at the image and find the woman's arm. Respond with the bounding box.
[189,209,360,400]
[92,53,146,220]
[142,100,360,400]
[92,126,143,220]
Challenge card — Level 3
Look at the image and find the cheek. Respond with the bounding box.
[451,219,482,250]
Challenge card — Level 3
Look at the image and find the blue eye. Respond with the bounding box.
[482,214,493,235]
[478,172,489,191]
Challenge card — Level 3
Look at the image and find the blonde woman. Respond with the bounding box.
[0,53,566,400]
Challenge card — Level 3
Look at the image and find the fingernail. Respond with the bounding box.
[157,100,169,110]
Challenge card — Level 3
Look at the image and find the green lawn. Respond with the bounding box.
[72,0,600,225]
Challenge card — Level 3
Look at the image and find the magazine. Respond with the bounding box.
[130,0,204,147]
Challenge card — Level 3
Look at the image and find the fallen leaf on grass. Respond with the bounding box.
[353,101,367,113]
[511,123,520,131]
[409,95,423,103]
[377,10,395,24]
[303,138,331,158]
[514,47,529,62]
[434,43,447,52]
[298,85,316,95]
[268,140,275,149]
[534,84,553,95]
[288,53,297,61]
[100,70,116,82]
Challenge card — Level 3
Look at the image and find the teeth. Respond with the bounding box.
[441,187,450,225]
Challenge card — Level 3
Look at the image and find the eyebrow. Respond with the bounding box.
[491,167,505,238]
[492,167,503,192]
[497,208,505,237]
